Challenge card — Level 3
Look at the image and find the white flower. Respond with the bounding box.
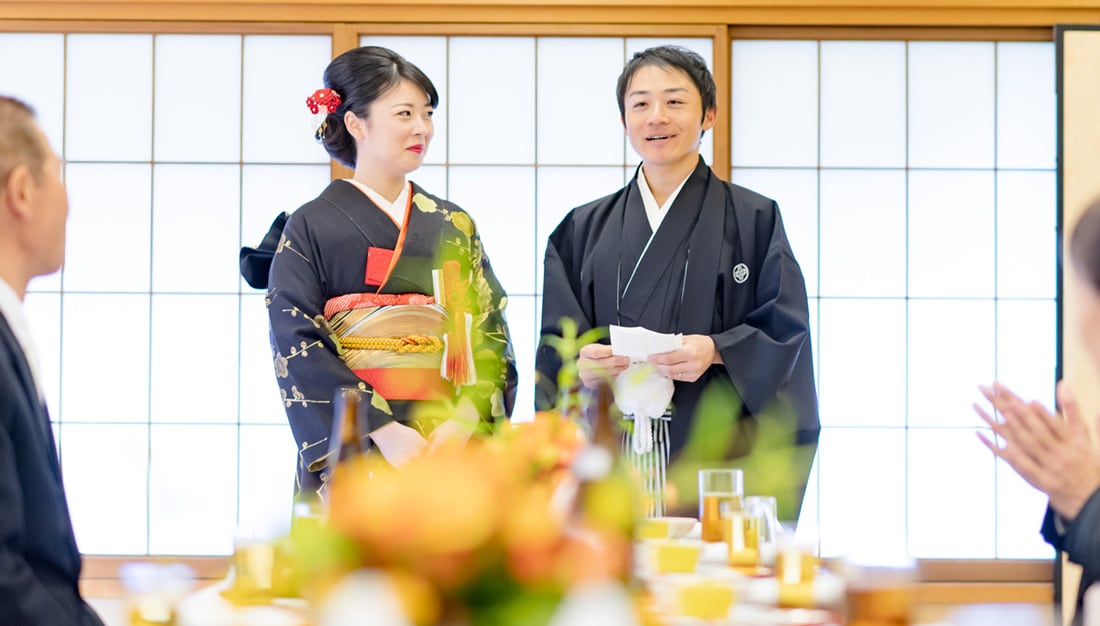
[613,362,673,420]
[613,363,674,454]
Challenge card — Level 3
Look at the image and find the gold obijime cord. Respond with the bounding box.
[338,335,444,353]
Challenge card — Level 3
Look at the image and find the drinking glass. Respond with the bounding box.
[843,553,917,626]
[119,562,194,626]
[745,495,780,565]
[697,468,743,542]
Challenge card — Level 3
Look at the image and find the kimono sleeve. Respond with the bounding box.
[266,212,393,474]
[535,212,592,410]
[466,217,518,419]
[710,203,812,419]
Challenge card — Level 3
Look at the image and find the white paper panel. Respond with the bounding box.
[150,295,239,423]
[149,424,238,555]
[537,38,624,165]
[535,167,624,294]
[240,164,331,290]
[448,166,536,296]
[908,429,996,558]
[238,424,298,538]
[908,171,995,298]
[996,300,1056,410]
[242,35,332,164]
[731,41,817,167]
[63,164,152,292]
[907,299,995,428]
[411,165,447,198]
[61,294,150,422]
[66,34,153,161]
[997,171,1056,299]
[820,41,906,168]
[62,424,149,554]
[155,35,242,162]
[997,42,1056,169]
[819,169,906,298]
[152,164,240,293]
[818,299,906,428]
[0,34,65,152]
[908,42,995,168]
[816,429,907,558]
[448,38,535,164]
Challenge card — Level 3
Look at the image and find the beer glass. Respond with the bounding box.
[843,554,917,626]
[698,468,743,542]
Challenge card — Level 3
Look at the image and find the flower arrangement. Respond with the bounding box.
[286,404,648,626]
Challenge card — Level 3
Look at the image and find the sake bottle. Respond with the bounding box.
[327,386,370,465]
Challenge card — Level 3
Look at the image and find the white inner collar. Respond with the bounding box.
[637,167,692,233]
[344,179,410,227]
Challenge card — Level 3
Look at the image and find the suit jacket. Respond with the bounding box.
[1043,491,1100,626]
[0,313,103,625]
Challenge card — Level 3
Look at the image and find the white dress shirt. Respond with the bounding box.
[0,278,44,402]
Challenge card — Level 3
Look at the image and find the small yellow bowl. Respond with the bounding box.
[678,581,736,620]
[638,519,671,540]
[638,517,697,540]
[653,541,702,574]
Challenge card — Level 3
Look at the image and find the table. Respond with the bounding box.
[89,591,1058,626]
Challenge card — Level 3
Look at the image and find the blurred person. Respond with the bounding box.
[241,47,517,499]
[0,95,105,625]
[536,45,819,517]
[975,197,1100,624]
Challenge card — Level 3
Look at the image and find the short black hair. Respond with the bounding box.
[1071,197,1100,292]
[317,46,439,169]
[615,45,716,123]
[0,96,45,190]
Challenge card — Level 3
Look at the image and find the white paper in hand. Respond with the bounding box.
[609,325,682,361]
[609,324,680,454]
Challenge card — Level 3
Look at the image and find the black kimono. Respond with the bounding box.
[264,180,517,495]
[537,158,819,509]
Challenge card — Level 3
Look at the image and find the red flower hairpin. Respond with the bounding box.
[307,88,343,140]
[306,88,342,115]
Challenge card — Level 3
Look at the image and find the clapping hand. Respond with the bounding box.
[974,381,1100,520]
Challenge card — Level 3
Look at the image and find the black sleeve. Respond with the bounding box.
[267,212,395,477]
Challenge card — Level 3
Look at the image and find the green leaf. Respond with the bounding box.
[370,391,393,416]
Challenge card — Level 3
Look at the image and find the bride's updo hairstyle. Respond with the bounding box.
[317,46,439,168]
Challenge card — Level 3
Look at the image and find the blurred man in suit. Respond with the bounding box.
[0,95,104,625]
[976,198,1100,625]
